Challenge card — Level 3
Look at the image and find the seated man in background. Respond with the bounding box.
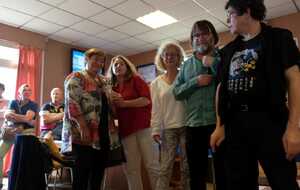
[40,88,64,140]
[1,83,38,189]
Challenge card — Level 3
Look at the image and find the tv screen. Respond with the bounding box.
[137,63,156,83]
[71,49,85,72]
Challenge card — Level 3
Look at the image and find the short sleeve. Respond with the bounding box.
[133,75,151,99]
[280,30,300,69]
[8,100,18,112]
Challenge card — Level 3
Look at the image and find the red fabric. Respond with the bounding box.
[114,75,152,138]
[15,46,42,103]
[3,45,42,175]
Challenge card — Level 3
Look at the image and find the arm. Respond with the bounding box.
[115,76,151,108]
[173,60,213,100]
[150,81,163,141]
[173,62,199,100]
[210,83,225,151]
[41,112,64,124]
[65,74,90,142]
[283,65,300,160]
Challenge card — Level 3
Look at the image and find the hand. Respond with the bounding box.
[202,55,214,67]
[114,100,127,108]
[210,124,225,152]
[80,125,91,143]
[111,90,123,102]
[197,74,213,86]
[153,134,161,144]
[282,123,300,160]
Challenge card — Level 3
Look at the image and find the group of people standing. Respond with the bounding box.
[63,1,300,190]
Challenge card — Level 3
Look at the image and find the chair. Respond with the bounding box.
[45,166,73,190]
[41,133,74,189]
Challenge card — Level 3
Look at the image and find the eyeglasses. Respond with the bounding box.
[226,10,238,19]
[162,53,179,58]
[192,32,210,38]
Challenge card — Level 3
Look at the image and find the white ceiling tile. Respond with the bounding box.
[135,30,168,42]
[70,20,107,35]
[0,7,33,27]
[112,0,154,19]
[161,1,206,21]
[49,35,73,44]
[52,28,88,42]
[90,0,127,8]
[78,36,109,48]
[38,0,66,6]
[21,18,64,35]
[151,37,178,46]
[266,2,297,20]
[90,10,130,27]
[119,48,138,56]
[79,36,108,47]
[155,22,190,37]
[136,43,157,52]
[181,13,222,28]
[173,32,190,42]
[193,0,227,11]
[114,21,151,35]
[209,8,227,23]
[39,8,82,27]
[97,29,130,41]
[116,37,147,48]
[264,0,291,8]
[59,0,105,18]
[143,0,185,9]
[102,42,127,51]
[214,23,229,33]
[0,0,52,16]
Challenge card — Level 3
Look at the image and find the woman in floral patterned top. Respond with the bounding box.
[62,48,110,190]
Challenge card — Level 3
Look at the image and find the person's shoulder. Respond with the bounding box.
[41,102,52,110]
[66,71,84,81]
[132,74,145,83]
[184,56,193,64]
[9,99,18,106]
[150,76,163,87]
[29,100,38,107]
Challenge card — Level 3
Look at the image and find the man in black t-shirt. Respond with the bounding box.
[210,0,300,190]
[40,88,64,140]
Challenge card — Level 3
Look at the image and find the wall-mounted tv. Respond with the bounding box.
[137,63,156,83]
[71,49,85,72]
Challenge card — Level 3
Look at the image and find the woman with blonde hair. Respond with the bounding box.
[108,55,158,190]
[151,41,190,190]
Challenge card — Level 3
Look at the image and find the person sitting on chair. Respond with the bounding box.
[0,83,38,189]
[40,88,64,140]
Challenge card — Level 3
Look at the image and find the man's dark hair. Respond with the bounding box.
[225,0,266,21]
[190,20,219,45]
[0,83,4,91]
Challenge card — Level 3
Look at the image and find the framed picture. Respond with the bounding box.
[136,63,156,83]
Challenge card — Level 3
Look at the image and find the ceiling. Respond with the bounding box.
[0,0,299,56]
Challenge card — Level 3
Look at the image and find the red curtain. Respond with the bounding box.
[3,45,42,176]
[15,46,42,102]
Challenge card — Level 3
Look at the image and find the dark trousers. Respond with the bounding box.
[225,111,299,190]
[186,126,227,190]
[72,143,107,190]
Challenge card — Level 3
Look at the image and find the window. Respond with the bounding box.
[0,41,19,100]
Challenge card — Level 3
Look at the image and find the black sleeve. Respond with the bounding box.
[280,30,300,69]
[41,103,51,112]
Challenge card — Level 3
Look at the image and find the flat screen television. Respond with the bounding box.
[71,49,85,72]
[137,63,156,83]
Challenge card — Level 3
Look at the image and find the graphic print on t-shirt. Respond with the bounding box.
[228,48,259,94]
